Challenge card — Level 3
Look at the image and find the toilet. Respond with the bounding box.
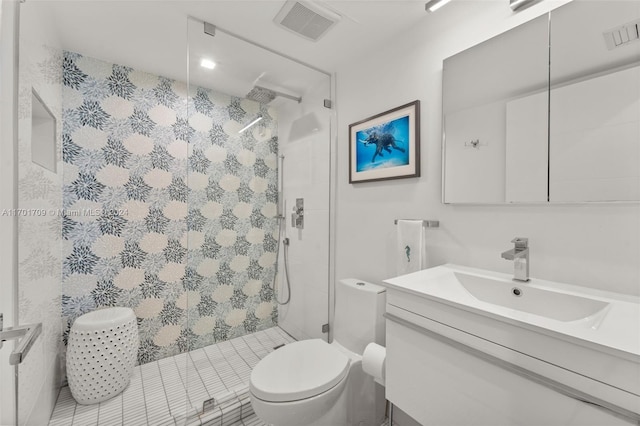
[250,278,386,426]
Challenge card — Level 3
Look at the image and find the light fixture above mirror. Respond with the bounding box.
[425,0,453,13]
[510,0,543,12]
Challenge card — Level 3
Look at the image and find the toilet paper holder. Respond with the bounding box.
[362,342,386,386]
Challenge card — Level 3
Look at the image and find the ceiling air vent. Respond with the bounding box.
[603,19,640,50]
[274,1,341,42]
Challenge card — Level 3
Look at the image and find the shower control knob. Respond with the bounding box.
[291,198,304,229]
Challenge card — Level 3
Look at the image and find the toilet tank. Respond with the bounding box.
[333,278,386,355]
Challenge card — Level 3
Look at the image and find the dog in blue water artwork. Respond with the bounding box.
[355,115,410,172]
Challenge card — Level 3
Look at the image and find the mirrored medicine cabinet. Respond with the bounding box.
[442,0,640,204]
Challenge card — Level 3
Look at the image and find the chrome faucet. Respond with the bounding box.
[501,237,529,282]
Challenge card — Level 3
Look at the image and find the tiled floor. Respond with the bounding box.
[49,327,296,426]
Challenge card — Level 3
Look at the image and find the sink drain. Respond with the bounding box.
[512,287,523,297]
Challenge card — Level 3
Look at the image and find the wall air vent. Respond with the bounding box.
[274,1,341,42]
[603,19,640,50]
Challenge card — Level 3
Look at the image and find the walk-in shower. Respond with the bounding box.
[1,3,333,424]
[182,16,333,420]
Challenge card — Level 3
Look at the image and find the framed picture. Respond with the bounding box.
[349,100,420,183]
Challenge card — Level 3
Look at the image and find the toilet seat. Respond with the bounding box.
[250,339,350,403]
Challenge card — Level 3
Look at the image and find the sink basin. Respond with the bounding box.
[381,264,640,418]
[382,264,640,357]
[454,272,609,322]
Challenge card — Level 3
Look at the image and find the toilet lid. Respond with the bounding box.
[250,339,350,403]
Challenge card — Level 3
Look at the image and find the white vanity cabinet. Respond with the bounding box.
[382,265,640,426]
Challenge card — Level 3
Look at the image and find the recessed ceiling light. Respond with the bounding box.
[425,0,453,12]
[200,59,216,70]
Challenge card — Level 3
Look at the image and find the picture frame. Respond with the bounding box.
[349,100,420,183]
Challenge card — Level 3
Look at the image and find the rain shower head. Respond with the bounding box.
[246,85,302,104]
[246,86,277,103]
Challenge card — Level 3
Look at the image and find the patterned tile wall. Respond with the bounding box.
[61,52,278,364]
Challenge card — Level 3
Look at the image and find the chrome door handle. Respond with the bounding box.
[0,313,42,365]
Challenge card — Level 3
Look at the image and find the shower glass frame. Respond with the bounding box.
[184,15,334,417]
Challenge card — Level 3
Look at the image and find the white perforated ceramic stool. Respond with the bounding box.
[66,307,139,405]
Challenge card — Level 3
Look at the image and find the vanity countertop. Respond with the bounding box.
[382,264,640,360]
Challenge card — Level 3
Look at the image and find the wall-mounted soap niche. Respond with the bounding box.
[31,89,57,173]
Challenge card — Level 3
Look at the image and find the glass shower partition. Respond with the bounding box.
[8,1,196,424]
[184,16,333,423]
[8,3,65,425]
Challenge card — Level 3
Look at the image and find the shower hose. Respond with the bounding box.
[272,214,292,305]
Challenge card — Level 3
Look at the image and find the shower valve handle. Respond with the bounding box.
[291,198,304,229]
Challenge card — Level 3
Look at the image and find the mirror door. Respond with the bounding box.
[442,0,640,204]
[549,0,640,202]
[442,13,549,204]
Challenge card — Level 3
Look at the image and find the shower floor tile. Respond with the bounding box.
[49,327,295,426]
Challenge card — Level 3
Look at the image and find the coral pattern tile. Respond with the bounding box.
[61,52,280,365]
[49,327,294,426]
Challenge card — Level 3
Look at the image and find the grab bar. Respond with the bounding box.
[0,314,42,365]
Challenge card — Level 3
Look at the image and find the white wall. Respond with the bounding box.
[276,79,332,342]
[335,1,639,423]
[335,0,639,297]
